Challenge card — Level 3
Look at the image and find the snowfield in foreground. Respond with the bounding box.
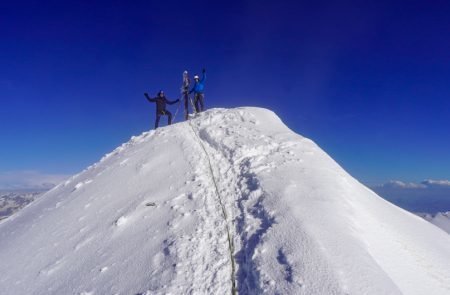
[1,107,449,295]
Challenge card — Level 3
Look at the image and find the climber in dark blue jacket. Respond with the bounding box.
[189,68,206,112]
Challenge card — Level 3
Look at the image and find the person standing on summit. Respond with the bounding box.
[190,68,206,113]
[144,91,179,129]
[181,70,191,120]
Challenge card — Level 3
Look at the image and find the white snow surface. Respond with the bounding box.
[1,107,450,295]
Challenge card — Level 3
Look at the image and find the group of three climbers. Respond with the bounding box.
[144,68,206,129]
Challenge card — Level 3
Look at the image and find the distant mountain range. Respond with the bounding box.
[416,211,450,234]
[371,180,450,214]
[0,191,44,220]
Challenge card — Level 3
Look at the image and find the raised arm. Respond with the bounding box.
[201,68,206,83]
[165,97,180,105]
[144,93,156,102]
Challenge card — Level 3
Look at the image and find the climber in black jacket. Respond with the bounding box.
[144,91,179,129]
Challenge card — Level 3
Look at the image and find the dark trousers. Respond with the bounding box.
[194,93,205,113]
[155,110,172,129]
[183,92,189,120]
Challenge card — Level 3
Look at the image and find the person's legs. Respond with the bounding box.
[198,93,205,112]
[166,110,173,125]
[194,93,200,113]
[184,93,189,120]
[155,114,161,129]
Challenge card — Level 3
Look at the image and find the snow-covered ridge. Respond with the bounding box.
[1,107,449,295]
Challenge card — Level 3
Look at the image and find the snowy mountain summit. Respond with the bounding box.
[1,107,449,295]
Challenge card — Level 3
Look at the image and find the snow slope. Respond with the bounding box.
[1,107,449,295]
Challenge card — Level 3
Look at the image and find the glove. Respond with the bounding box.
[202,68,206,73]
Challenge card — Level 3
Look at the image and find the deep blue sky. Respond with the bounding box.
[1,0,449,186]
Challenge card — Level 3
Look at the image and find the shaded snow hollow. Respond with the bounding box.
[1,108,450,295]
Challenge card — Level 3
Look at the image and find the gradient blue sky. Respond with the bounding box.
[1,0,449,187]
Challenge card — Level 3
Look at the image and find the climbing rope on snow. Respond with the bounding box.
[188,120,237,295]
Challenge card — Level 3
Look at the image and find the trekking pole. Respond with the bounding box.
[172,98,181,123]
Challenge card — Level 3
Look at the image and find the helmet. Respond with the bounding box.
[194,75,199,80]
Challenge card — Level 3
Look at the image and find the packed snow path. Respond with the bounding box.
[1,108,450,295]
[188,120,237,294]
